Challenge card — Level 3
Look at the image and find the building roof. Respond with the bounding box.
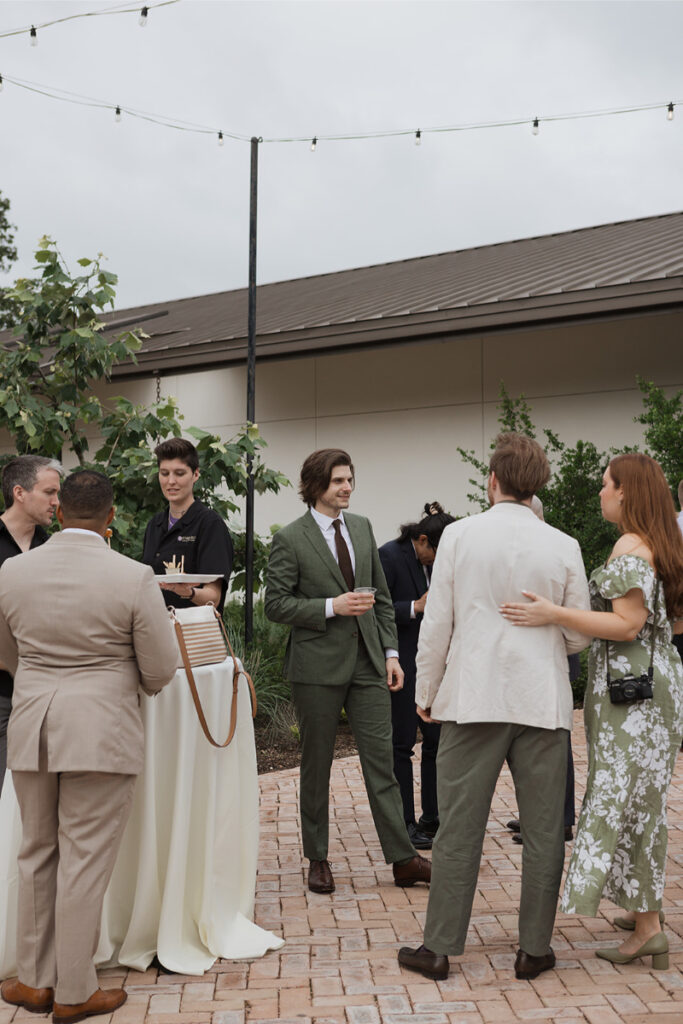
[7,212,683,377]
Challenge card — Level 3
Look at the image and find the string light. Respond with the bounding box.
[115,105,122,122]
[218,130,224,146]
[29,26,37,47]
[139,6,149,27]
[0,73,679,148]
[0,1,179,41]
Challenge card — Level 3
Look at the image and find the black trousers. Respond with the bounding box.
[391,671,440,825]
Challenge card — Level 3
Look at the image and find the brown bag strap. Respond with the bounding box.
[173,611,257,749]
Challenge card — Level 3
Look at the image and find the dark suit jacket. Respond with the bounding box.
[378,538,428,687]
[265,510,398,684]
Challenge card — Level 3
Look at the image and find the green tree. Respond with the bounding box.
[457,383,617,573]
[635,377,683,496]
[0,238,289,590]
[0,190,19,330]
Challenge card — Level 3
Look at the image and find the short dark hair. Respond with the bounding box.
[398,501,456,549]
[59,471,114,521]
[489,432,550,501]
[154,437,199,472]
[1,456,63,508]
[298,448,355,507]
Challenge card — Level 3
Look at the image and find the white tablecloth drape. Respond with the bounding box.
[0,660,284,978]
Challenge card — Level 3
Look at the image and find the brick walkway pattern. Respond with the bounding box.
[2,710,682,1024]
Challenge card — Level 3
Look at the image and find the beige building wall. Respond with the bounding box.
[2,309,681,548]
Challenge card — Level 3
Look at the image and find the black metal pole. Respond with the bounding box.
[245,136,259,646]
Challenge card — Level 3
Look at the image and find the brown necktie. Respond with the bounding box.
[332,519,355,591]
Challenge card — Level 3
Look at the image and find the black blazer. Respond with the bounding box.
[378,538,429,685]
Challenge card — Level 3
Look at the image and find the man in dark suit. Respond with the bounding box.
[265,448,431,895]
[379,503,455,850]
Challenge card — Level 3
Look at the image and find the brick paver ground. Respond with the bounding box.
[2,710,682,1024]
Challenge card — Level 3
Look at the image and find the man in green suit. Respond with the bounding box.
[265,448,431,894]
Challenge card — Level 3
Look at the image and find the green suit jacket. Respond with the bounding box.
[264,510,398,685]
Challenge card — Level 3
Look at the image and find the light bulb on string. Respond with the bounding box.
[139,6,148,28]
[415,129,421,146]
[115,105,122,123]
[532,117,540,136]
[218,131,224,146]
[30,26,37,47]
[667,102,674,121]
[310,136,317,152]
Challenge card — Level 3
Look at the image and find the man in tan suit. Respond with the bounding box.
[0,471,178,1023]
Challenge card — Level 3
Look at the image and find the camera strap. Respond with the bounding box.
[604,575,660,685]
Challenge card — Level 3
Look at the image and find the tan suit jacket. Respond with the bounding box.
[416,502,591,732]
[0,530,178,774]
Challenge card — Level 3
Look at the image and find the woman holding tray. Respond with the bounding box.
[142,437,233,614]
[500,453,683,971]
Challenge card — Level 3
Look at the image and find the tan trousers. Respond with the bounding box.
[12,726,136,1004]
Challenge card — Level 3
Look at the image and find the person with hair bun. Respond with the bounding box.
[501,453,683,971]
[379,502,455,849]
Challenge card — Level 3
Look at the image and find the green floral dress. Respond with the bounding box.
[561,554,683,916]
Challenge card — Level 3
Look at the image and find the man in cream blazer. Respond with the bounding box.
[398,433,590,983]
[0,471,178,1024]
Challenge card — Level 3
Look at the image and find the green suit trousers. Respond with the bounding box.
[424,720,567,957]
[291,640,415,865]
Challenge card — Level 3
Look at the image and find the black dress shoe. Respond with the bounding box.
[393,854,431,887]
[407,821,433,850]
[417,816,439,838]
[512,826,573,845]
[514,948,556,980]
[506,819,521,833]
[398,944,449,980]
[308,859,335,893]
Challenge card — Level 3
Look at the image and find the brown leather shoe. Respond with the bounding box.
[393,854,431,887]
[398,944,449,980]
[1,977,54,1013]
[514,948,556,980]
[308,859,335,893]
[53,987,127,1024]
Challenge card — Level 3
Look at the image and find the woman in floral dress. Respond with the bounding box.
[501,453,683,970]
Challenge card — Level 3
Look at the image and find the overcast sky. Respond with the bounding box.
[1,0,682,310]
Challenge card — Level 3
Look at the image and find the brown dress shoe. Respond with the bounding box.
[53,987,127,1024]
[308,859,335,893]
[398,944,449,980]
[514,948,556,980]
[1,977,54,1013]
[392,854,431,887]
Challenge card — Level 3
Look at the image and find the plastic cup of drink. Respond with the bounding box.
[354,587,376,595]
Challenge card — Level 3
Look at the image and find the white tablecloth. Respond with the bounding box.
[0,660,283,978]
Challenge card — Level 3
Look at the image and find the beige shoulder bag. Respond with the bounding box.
[169,604,257,748]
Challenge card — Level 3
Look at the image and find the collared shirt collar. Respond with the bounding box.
[310,506,346,533]
[61,527,106,541]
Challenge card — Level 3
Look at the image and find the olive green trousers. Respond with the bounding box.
[424,720,568,957]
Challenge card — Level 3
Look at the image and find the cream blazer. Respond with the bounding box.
[0,531,178,773]
[415,502,590,732]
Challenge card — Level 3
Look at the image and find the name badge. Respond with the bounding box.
[178,535,196,543]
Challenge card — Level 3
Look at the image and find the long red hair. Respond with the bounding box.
[609,453,683,619]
